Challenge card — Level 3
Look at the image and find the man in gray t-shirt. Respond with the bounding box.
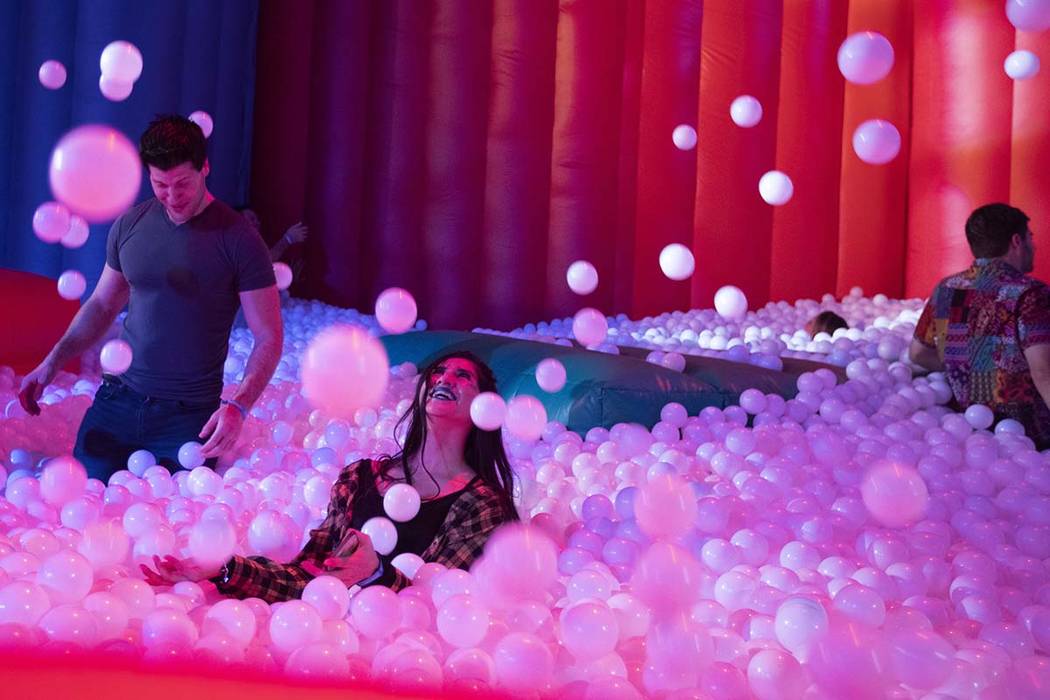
[19,115,283,480]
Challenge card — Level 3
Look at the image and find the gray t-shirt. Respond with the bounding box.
[106,198,276,403]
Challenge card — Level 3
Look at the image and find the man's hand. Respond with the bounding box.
[199,403,245,458]
[300,530,380,586]
[283,222,308,245]
[140,555,222,586]
[18,360,57,416]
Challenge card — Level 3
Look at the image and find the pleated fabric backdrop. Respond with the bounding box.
[250,0,1050,331]
[0,0,259,296]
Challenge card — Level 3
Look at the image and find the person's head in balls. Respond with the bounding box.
[387,351,517,517]
[806,310,848,337]
[139,115,209,225]
[966,203,1035,274]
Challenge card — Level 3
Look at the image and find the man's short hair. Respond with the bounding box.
[139,115,207,171]
[965,203,1030,258]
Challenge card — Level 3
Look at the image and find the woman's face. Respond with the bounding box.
[423,357,482,423]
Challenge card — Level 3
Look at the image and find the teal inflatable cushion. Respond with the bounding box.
[380,331,729,432]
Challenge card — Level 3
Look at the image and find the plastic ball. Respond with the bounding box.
[383,484,422,523]
[99,76,133,101]
[49,125,141,222]
[362,517,398,556]
[39,456,87,506]
[273,262,293,291]
[470,392,507,431]
[350,586,401,639]
[573,308,608,347]
[672,124,697,150]
[659,243,695,281]
[483,525,559,601]
[38,60,67,89]
[302,576,351,621]
[177,442,205,470]
[535,358,567,393]
[269,600,323,653]
[187,518,236,568]
[1007,0,1050,31]
[837,32,894,84]
[56,271,87,300]
[375,287,418,334]
[1004,49,1041,80]
[852,119,901,165]
[861,461,928,528]
[492,632,553,692]
[301,325,389,417]
[714,285,748,321]
[33,201,71,243]
[99,40,143,83]
[188,110,214,138]
[504,395,547,442]
[437,595,491,648]
[61,215,90,249]
[964,404,994,430]
[758,170,794,206]
[566,261,599,295]
[99,339,133,374]
[774,597,829,654]
[730,95,763,128]
[37,551,93,603]
[559,601,620,661]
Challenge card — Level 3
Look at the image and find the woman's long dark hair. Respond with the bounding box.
[379,351,519,519]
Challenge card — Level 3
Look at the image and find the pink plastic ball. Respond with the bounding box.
[188,110,214,138]
[383,484,422,523]
[269,600,323,653]
[714,285,749,320]
[492,632,553,692]
[302,576,351,621]
[483,525,558,601]
[437,595,490,648]
[572,308,608,347]
[505,395,547,441]
[37,551,93,603]
[38,60,67,89]
[535,358,567,393]
[56,270,87,300]
[375,287,418,334]
[1007,0,1050,31]
[142,608,198,650]
[202,599,256,647]
[39,456,88,506]
[837,32,895,84]
[634,474,698,539]
[100,40,143,82]
[671,124,697,150]
[861,461,929,528]
[33,201,71,243]
[560,601,620,661]
[99,339,133,375]
[187,518,236,568]
[350,586,401,639]
[470,392,506,431]
[659,243,695,281]
[99,75,133,101]
[61,215,90,249]
[39,604,98,646]
[49,125,141,223]
[852,119,901,165]
[272,262,293,291]
[0,581,51,625]
[730,95,763,128]
[566,261,599,295]
[361,516,398,555]
[301,325,389,417]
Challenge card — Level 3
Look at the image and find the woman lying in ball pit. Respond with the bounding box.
[141,351,519,599]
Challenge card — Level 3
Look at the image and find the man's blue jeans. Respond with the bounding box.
[73,376,219,482]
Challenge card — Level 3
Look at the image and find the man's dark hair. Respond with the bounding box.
[965,203,1030,258]
[812,311,848,335]
[139,115,207,171]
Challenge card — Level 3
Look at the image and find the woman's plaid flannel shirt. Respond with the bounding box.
[212,460,513,602]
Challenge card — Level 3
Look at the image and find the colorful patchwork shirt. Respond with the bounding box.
[914,258,1050,448]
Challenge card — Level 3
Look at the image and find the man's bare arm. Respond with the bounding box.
[232,285,284,410]
[1024,343,1050,413]
[19,265,130,414]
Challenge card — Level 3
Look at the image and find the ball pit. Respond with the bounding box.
[1,292,1048,699]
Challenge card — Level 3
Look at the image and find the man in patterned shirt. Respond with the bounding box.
[909,203,1050,449]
